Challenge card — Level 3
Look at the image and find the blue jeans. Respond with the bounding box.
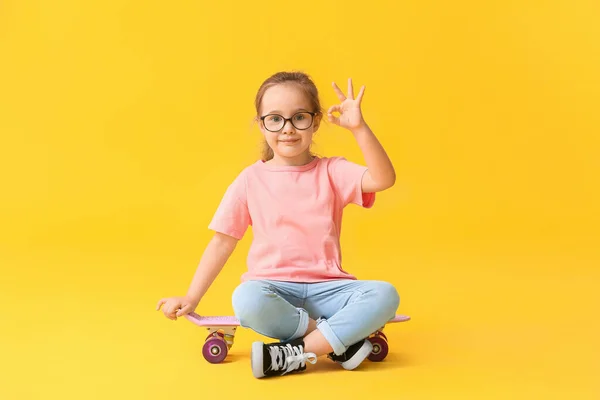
[231,279,400,355]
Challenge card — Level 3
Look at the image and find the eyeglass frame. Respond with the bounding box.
[259,111,318,132]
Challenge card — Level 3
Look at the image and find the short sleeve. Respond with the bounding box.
[328,157,376,208]
[208,170,252,239]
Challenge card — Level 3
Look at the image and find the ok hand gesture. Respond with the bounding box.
[327,78,367,132]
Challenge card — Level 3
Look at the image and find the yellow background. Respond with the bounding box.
[1,0,599,398]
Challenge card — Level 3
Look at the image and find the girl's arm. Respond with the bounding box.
[328,78,396,193]
[157,232,238,319]
[185,232,238,303]
[350,123,396,193]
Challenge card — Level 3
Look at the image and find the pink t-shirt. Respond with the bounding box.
[208,156,375,283]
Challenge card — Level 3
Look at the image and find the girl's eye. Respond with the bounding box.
[268,116,281,122]
[294,114,305,121]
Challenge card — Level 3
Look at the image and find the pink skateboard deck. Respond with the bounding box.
[185,312,411,364]
[185,313,240,327]
[185,312,410,327]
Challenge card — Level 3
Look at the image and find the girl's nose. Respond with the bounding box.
[281,119,296,134]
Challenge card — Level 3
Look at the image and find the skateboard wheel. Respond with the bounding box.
[202,337,228,363]
[376,330,388,341]
[367,335,388,362]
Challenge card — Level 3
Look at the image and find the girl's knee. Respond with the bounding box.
[372,281,400,313]
[231,280,270,323]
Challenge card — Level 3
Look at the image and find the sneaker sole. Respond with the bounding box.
[342,340,374,370]
[251,342,265,378]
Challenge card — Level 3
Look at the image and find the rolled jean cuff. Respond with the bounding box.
[316,318,346,355]
[283,307,309,341]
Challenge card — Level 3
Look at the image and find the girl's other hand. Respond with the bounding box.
[156,296,199,320]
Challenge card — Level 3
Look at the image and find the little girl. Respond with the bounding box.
[157,71,400,378]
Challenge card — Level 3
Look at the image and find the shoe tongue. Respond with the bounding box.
[277,347,288,366]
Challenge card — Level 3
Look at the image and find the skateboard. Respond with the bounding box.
[184,312,411,364]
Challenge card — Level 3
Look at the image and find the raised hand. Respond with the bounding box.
[327,78,367,131]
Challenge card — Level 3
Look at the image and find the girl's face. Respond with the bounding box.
[259,83,321,165]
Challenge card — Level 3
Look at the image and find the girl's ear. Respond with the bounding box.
[313,113,322,131]
[256,116,266,135]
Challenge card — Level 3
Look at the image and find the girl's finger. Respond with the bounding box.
[156,298,167,311]
[327,105,341,114]
[332,82,346,102]
[165,307,177,320]
[163,303,175,315]
[176,305,190,317]
[356,85,366,103]
[327,112,340,126]
[327,105,342,125]
[347,78,354,99]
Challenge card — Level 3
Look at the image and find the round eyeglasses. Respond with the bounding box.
[260,112,316,132]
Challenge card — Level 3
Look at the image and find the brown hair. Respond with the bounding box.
[254,71,324,161]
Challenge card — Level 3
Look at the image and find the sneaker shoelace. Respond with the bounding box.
[268,343,317,374]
